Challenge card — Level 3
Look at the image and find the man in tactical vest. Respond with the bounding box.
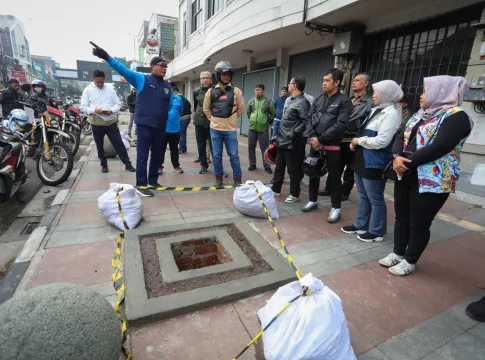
[91,42,173,197]
[203,61,245,187]
[247,84,275,174]
[0,78,24,117]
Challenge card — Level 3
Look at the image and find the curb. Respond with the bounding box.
[0,139,94,304]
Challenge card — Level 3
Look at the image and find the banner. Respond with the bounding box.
[146,34,160,55]
[9,70,27,83]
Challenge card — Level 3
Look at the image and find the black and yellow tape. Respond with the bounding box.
[113,190,132,360]
[232,184,310,360]
[137,185,240,192]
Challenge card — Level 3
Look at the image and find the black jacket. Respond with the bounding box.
[127,93,136,113]
[179,95,192,118]
[306,91,352,146]
[276,94,310,150]
[345,93,373,138]
[0,87,24,117]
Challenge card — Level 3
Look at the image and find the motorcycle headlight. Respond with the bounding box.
[50,120,59,128]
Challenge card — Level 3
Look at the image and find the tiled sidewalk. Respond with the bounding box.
[14,118,485,360]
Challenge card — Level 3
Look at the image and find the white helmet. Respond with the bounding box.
[9,109,30,129]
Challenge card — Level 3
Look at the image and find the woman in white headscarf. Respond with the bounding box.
[379,75,473,277]
[341,80,403,242]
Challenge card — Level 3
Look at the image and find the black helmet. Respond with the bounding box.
[302,152,327,178]
[215,61,234,82]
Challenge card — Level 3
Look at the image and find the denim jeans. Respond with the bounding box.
[354,173,387,236]
[210,128,241,178]
[179,116,191,153]
[272,119,281,138]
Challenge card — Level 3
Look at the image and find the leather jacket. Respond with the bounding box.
[276,93,310,150]
[344,92,373,138]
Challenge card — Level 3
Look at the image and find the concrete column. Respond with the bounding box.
[276,48,289,90]
[246,56,256,72]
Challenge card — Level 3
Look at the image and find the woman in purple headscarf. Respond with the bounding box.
[379,75,473,276]
[341,80,402,242]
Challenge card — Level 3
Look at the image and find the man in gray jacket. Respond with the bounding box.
[271,76,310,204]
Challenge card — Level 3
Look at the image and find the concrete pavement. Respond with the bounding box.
[8,115,485,360]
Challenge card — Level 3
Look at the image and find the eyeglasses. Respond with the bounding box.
[200,77,211,80]
[154,64,168,69]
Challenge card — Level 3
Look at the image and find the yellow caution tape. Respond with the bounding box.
[136,184,240,192]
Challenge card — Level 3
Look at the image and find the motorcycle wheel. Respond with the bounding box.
[36,142,74,186]
[64,126,81,156]
[82,122,92,135]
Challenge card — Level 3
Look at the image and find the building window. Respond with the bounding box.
[207,0,222,19]
[191,0,202,33]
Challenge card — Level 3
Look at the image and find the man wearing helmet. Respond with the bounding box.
[0,79,24,117]
[203,61,244,187]
[30,80,48,106]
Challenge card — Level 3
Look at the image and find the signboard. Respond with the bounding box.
[9,71,27,83]
[146,34,160,55]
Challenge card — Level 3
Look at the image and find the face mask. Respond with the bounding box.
[34,87,43,94]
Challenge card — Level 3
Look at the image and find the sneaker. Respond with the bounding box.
[341,225,366,235]
[285,195,299,204]
[302,201,318,213]
[125,164,136,172]
[248,165,257,171]
[101,165,109,173]
[199,166,208,174]
[136,188,154,197]
[318,189,330,196]
[194,157,201,163]
[465,296,485,322]
[389,259,416,276]
[358,232,384,242]
[272,191,280,196]
[379,253,404,268]
[148,183,163,189]
[233,177,242,186]
[214,175,224,188]
[265,167,273,174]
[327,208,341,224]
[173,167,184,174]
[158,167,164,175]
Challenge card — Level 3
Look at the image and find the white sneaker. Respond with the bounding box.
[379,253,404,267]
[389,259,416,276]
[285,195,299,204]
[327,208,341,223]
[273,191,281,196]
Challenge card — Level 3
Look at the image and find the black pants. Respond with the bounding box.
[309,148,341,208]
[248,130,270,170]
[195,125,212,168]
[324,141,355,196]
[160,131,181,169]
[271,147,302,197]
[300,137,307,181]
[393,172,449,264]
[92,122,131,167]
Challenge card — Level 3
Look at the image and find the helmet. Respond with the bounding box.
[264,143,278,166]
[8,109,29,129]
[302,152,327,178]
[214,61,234,82]
[31,79,46,94]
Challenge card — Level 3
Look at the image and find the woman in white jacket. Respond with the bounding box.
[341,80,403,242]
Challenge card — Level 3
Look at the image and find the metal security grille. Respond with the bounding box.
[360,5,481,111]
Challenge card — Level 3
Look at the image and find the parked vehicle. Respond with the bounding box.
[81,112,92,135]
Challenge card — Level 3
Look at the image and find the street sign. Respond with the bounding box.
[9,70,27,83]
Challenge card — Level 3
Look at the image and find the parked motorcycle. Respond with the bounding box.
[60,103,82,156]
[81,113,92,135]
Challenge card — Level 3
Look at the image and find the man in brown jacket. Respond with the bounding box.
[203,61,244,187]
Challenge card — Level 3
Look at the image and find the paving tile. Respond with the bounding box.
[323,265,432,346]
[339,237,394,254]
[353,243,395,263]
[292,245,349,267]
[74,177,122,192]
[440,198,472,214]
[87,281,116,297]
[286,236,354,256]
[429,221,470,243]
[58,201,101,225]
[181,207,233,218]
[141,196,179,216]
[377,312,464,360]
[172,192,233,213]
[348,321,375,355]
[301,254,362,277]
[422,333,485,360]
[358,348,391,360]
[46,226,121,248]
[130,304,259,360]
[29,241,115,288]
[232,292,274,337]
[469,322,485,344]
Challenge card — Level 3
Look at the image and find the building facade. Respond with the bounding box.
[166,0,485,162]
[137,14,178,66]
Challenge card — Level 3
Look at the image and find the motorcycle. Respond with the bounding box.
[81,112,92,135]
[60,103,82,156]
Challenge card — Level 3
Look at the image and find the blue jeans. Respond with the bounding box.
[136,124,165,186]
[354,173,387,236]
[179,116,191,153]
[272,119,281,138]
[210,129,241,178]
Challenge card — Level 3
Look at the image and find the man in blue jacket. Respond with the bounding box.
[91,43,173,197]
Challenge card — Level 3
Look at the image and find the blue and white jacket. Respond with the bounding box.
[166,95,184,133]
[356,106,400,169]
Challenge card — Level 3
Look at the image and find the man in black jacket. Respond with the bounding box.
[0,79,23,117]
[271,76,310,204]
[126,88,137,136]
[303,68,352,223]
[319,73,373,200]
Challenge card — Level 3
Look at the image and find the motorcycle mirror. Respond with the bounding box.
[21,84,32,92]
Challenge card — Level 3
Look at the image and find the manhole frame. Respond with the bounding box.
[158,230,252,284]
[124,219,294,326]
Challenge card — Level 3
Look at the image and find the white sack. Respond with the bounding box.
[98,183,144,231]
[233,180,279,219]
[120,130,131,149]
[257,273,356,360]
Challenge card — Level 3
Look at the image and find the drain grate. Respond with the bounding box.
[20,222,40,236]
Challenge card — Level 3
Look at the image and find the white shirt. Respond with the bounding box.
[80,83,120,122]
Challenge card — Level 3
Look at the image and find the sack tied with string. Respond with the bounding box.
[233,180,279,219]
[257,273,356,360]
[98,183,144,231]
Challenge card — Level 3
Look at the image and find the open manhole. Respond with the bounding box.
[20,222,39,236]
[171,237,233,271]
[124,219,294,325]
